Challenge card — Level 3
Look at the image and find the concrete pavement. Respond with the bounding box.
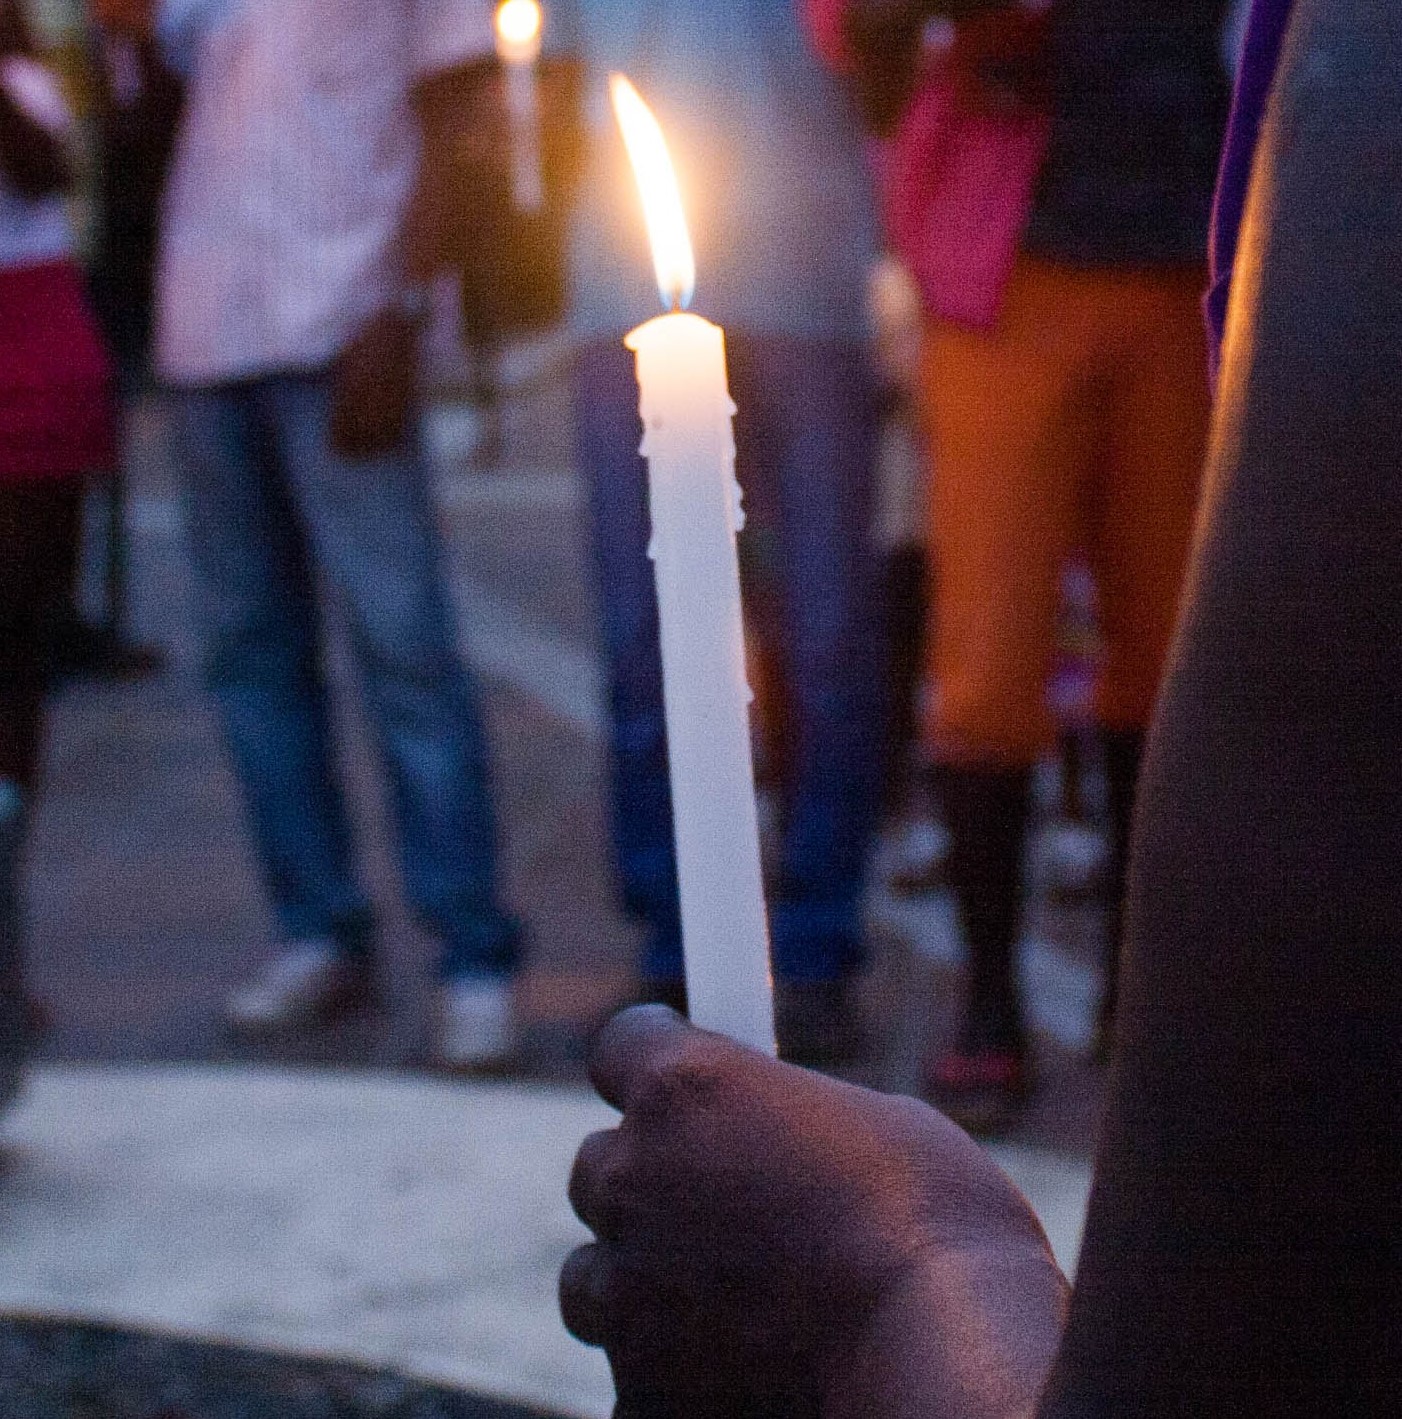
[0,1064,1091,1418]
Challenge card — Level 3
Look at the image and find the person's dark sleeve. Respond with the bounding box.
[0,84,67,199]
[1037,0,1400,1412]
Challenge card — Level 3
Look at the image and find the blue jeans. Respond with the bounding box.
[168,372,519,979]
[576,335,886,984]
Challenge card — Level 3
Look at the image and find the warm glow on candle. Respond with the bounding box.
[495,0,542,63]
[614,72,775,1051]
[610,73,697,312]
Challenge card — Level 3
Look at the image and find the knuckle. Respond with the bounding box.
[632,1034,731,1122]
[558,1243,612,1346]
[568,1128,629,1233]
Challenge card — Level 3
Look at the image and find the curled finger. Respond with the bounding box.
[559,1241,614,1348]
[569,1127,629,1240]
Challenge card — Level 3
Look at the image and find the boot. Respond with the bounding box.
[922,762,1033,1133]
[1,779,29,1113]
[1095,728,1145,1062]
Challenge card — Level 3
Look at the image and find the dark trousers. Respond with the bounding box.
[0,479,83,788]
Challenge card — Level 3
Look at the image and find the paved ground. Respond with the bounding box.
[0,1315,564,1419]
[0,1065,1091,1418]
[1,1067,617,1417]
[2,330,1108,1413]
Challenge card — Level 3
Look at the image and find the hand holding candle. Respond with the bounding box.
[610,75,776,1054]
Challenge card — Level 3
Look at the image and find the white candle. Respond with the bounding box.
[495,0,545,212]
[612,75,775,1054]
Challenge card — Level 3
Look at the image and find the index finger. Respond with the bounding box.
[588,1004,695,1112]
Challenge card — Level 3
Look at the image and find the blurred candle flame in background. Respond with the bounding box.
[494,0,543,63]
[494,0,545,210]
[609,74,696,312]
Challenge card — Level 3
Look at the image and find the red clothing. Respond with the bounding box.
[0,259,116,481]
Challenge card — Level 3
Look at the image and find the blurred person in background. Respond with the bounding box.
[88,2,182,387]
[29,0,188,685]
[556,0,888,1066]
[0,0,118,1101]
[811,0,1231,1128]
[136,0,523,1069]
[872,256,1104,909]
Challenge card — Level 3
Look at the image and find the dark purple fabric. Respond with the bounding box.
[1207,0,1297,379]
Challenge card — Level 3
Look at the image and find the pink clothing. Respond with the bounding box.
[803,0,1049,329]
[0,261,116,482]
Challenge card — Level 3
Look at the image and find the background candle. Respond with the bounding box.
[494,0,545,212]
[612,76,776,1054]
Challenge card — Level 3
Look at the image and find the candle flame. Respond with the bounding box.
[495,0,542,61]
[610,74,696,312]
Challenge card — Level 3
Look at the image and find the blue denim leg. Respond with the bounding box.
[574,342,683,981]
[169,383,371,949]
[261,373,519,980]
[730,336,887,983]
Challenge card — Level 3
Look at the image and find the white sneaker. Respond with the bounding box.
[433,975,519,1072]
[225,939,377,1033]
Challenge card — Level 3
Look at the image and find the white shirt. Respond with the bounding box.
[0,56,75,272]
[156,0,492,385]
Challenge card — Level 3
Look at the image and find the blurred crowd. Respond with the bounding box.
[1,0,1247,1133]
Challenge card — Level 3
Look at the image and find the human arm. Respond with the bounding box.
[0,2,69,201]
[0,84,66,199]
[561,1007,1068,1419]
[329,4,495,460]
[1037,0,1399,1408]
[326,90,445,460]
